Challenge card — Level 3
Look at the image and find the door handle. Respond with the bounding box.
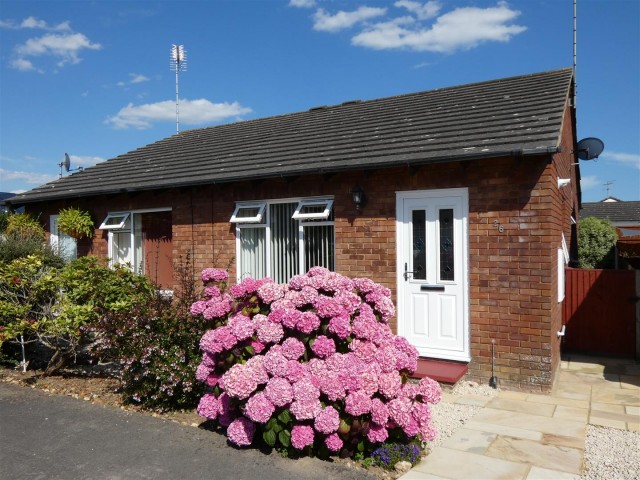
[403,263,414,281]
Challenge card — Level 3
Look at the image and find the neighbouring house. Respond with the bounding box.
[0,192,16,213]
[7,68,581,392]
[580,198,640,269]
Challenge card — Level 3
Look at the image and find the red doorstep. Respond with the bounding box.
[412,358,468,384]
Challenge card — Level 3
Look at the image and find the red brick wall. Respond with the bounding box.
[26,119,578,391]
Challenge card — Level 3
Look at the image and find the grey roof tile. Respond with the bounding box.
[580,201,640,222]
[11,68,574,204]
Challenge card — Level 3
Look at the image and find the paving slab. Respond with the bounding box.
[485,436,583,474]
[553,405,589,423]
[411,447,529,480]
[525,466,581,480]
[471,408,586,439]
[486,397,556,417]
[441,428,497,454]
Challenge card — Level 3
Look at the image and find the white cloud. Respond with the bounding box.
[0,168,57,186]
[117,73,150,87]
[105,98,252,130]
[580,175,599,190]
[0,16,71,31]
[395,1,441,20]
[9,57,39,72]
[289,0,316,8]
[15,32,102,67]
[313,6,387,32]
[600,151,640,170]
[353,2,526,52]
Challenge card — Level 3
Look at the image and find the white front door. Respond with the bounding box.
[396,189,470,361]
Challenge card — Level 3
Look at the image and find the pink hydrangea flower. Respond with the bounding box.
[229,313,255,341]
[370,397,389,425]
[203,286,221,299]
[291,424,315,450]
[281,337,305,360]
[388,397,413,428]
[313,295,346,318]
[296,311,321,334]
[264,377,293,407]
[324,433,343,452]
[256,318,285,344]
[366,423,389,443]
[292,377,320,403]
[196,393,219,420]
[227,417,255,447]
[201,268,229,284]
[257,280,286,304]
[313,406,340,434]
[217,393,236,427]
[190,300,207,316]
[195,362,211,383]
[290,399,322,420]
[311,335,336,358]
[378,371,402,399]
[328,313,351,339]
[344,390,372,416]
[222,364,258,400]
[418,376,442,404]
[263,348,289,377]
[244,392,275,423]
[284,359,307,383]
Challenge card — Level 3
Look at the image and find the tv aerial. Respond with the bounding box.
[576,137,604,160]
[58,153,83,178]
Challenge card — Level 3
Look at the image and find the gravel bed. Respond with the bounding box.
[429,381,499,448]
[581,425,640,480]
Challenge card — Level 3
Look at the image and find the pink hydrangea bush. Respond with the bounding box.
[191,267,441,457]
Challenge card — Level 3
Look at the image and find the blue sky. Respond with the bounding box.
[1,0,638,201]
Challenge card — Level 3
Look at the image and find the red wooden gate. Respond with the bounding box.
[562,268,637,358]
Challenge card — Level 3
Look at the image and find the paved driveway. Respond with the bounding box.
[0,383,375,480]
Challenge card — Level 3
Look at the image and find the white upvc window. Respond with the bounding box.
[99,213,130,230]
[233,197,335,283]
[100,208,170,275]
[292,199,334,220]
[50,215,77,262]
[230,202,267,224]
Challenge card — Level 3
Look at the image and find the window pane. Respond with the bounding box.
[239,227,266,280]
[134,213,144,275]
[304,225,335,272]
[412,210,427,280]
[439,208,454,281]
[270,203,298,283]
[112,231,132,265]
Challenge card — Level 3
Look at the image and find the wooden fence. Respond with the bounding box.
[562,268,638,358]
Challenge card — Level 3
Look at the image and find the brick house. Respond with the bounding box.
[8,68,580,391]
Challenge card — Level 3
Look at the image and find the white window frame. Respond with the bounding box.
[234,197,335,283]
[103,208,171,272]
[99,212,130,230]
[292,199,334,220]
[230,202,267,224]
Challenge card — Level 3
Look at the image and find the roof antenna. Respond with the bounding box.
[604,180,615,198]
[58,153,83,179]
[170,44,187,134]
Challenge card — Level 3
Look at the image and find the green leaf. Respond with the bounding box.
[263,429,276,447]
[244,345,255,355]
[278,430,291,447]
[357,440,365,453]
[277,409,292,424]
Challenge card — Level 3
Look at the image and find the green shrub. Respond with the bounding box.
[88,254,207,411]
[5,213,45,240]
[0,232,65,268]
[578,217,618,269]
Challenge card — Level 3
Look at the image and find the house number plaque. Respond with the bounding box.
[493,219,505,233]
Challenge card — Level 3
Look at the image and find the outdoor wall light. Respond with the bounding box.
[351,186,366,212]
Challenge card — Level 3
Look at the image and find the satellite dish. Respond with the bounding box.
[577,137,604,160]
[64,153,71,172]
